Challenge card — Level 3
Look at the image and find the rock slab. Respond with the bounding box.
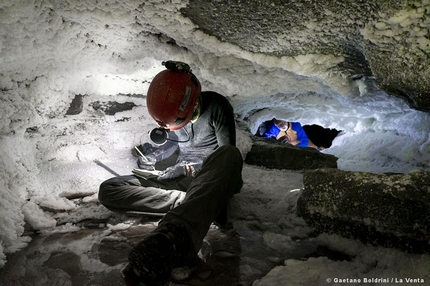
[245,136,338,170]
[297,168,430,253]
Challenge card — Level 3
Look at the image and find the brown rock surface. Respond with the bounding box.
[245,136,338,170]
[297,168,430,253]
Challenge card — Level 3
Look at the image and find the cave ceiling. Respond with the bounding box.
[181,0,430,111]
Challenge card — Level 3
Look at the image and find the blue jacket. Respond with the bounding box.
[262,120,309,147]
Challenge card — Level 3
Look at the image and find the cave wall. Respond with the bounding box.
[0,0,162,263]
[0,0,429,265]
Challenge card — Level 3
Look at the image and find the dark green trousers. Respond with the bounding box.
[98,145,243,251]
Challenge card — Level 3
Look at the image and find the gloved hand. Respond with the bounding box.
[136,154,157,170]
[157,164,186,181]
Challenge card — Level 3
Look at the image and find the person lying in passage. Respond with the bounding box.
[98,61,243,285]
[255,118,342,150]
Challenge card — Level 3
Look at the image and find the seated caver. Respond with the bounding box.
[98,61,243,285]
[255,118,342,150]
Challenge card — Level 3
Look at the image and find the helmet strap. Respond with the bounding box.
[191,97,202,123]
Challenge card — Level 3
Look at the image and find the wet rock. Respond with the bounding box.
[245,136,338,170]
[43,252,81,278]
[98,236,137,267]
[66,94,84,115]
[304,245,352,262]
[25,126,39,135]
[89,101,137,115]
[59,191,96,200]
[297,168,430,253]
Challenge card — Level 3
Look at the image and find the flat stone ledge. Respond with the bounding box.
[245,136,338,170]
[297,168,430,253]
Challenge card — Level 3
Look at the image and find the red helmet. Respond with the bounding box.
[146,69,201,130]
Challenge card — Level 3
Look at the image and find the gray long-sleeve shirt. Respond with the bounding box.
[151,91,236,172]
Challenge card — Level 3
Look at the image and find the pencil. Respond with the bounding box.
[134,146,148,162]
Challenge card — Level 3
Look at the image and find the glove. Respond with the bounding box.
[157,164,187,181]
[136,154,157,170]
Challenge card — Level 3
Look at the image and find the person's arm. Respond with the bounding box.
[262,119,281,139]
[291,122,309,147]
[136,132,179,169]
[307,140,323,150]
[150,131,179,161]
[180,96,236,177]
[212,97,236,146]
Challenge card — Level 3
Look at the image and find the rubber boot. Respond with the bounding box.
[122,223,193,285]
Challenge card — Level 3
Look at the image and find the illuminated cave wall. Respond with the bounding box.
[1,0,429,266]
